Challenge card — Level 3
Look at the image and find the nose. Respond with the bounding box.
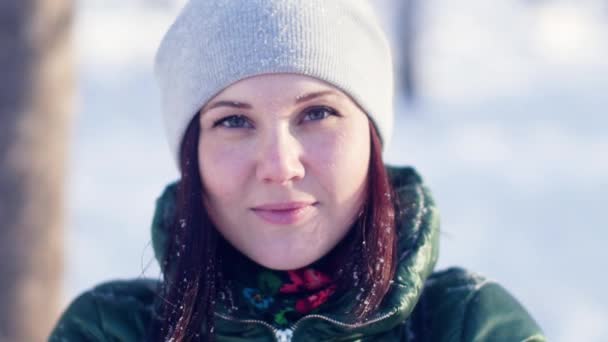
[255,126,305,185]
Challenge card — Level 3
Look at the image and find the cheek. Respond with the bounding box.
[198,139,251,200]
[305,120,370,200]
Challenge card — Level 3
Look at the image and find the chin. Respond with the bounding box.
[250,251,320,271]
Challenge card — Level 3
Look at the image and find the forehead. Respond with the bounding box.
[211,73,344,104]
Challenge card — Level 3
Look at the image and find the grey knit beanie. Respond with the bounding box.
[155,0,394,166]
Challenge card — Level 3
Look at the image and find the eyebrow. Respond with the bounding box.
[203,90,338,112]
[294,90,338,104]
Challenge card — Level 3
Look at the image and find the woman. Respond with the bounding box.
[50,1,545,341]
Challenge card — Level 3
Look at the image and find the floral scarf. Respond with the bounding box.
[218,245,338,328]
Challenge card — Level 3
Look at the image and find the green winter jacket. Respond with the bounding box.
[49,165,545,341]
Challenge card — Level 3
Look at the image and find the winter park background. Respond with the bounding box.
[66,1,607,341]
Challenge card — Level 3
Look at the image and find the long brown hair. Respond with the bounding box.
[149,113,397,341]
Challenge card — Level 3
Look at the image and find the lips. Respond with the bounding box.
[251,202,317,225]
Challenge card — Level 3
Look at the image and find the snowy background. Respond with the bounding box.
[65,0,608,341]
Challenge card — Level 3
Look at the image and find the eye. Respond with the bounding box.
[213,115,253,129]
[302,106,338,122]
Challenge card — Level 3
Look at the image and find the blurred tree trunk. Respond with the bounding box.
[0,0,73,341]
[396,0,418,101]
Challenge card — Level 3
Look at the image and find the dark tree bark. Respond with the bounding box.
[0,1,73,341]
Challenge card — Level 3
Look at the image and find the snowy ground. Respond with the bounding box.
[65,1,608,341]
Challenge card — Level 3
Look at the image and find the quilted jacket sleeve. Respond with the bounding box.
[460,281,546,342]
[412,268,545,342]
[48,278,159,342]
[49,289,106,341]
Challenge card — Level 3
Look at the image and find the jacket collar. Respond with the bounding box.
[150,165,440,339]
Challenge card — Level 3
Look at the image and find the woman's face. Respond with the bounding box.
[198,73,370,270]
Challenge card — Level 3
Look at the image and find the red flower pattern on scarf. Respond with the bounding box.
[294,285,337,313]
[280,269,336,314]
[280,269,332,293]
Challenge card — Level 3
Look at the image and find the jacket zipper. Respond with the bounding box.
[214,313,289,342]
[215,310,396,341]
